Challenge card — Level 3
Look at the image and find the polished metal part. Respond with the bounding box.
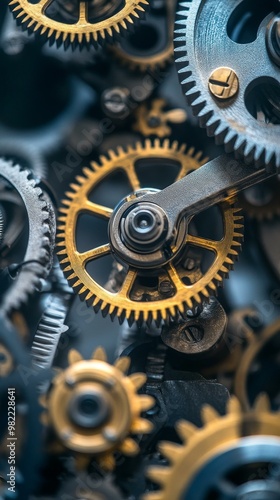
[161,297,227,359]
[111,154,275,258]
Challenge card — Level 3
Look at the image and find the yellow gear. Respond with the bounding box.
[9,0,149,48]
[57,139,243,325]
[145,396,280,500]
[40,347,154,470]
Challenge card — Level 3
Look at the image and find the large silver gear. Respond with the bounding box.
[174,0,280,171]
[0,160,55,315]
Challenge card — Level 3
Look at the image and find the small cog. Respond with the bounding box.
[9,0,150,49]
[40,347,154,470]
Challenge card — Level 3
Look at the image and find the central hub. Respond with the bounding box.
[108,188,186,269]
[121,202,168,253]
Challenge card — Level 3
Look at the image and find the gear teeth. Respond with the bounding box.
[144,395,280,500]
[0,160,55,314]
[174,0,280,171]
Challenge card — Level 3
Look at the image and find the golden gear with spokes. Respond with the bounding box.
[9,0,149,49]
[57,139,243,325]
[145,396,280,500]
[40,347,154,470]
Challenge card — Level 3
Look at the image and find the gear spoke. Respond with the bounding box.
[186,234,223,254]
[77,244,111,265]
[78,1,88,24]
[82,199,113,220]
[166,262,183,290]
[117,268,137,298]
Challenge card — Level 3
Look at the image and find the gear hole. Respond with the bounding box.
[244,78,280,125]
[88,169,132,210]
[227,0,277,44]
[134,158,181,190]
[76,214,109,253]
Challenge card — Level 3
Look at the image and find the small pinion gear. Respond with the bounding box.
[57,139,243,325]
[40,347,154,470]
[174,0,280,171]
[145,395,280,500]
[9,0,150,49]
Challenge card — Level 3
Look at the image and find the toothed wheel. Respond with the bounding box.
[0,159,55,315]
[57,139,243,325]
[145,396,280,500]
[174,0,280,171]
[9,0,150,49]
[40,347,154,470]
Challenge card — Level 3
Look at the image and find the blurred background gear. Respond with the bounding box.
[145,396,280,500]
[40,347,154,469]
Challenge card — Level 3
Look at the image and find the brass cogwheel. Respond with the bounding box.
[41,347,154,470]
[133,99,187,137]
[145,396,280,500]
[9,0,149,49]
[109,0,175,72]
[57,139,243,325]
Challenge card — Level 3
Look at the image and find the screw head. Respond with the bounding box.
[208,67,239,100]
[183,325,204,343]
[158,280,174,296]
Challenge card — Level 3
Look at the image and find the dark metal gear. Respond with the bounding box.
[0,160,55,315]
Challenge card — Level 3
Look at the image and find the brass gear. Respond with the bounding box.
[57,139,243,325]
[133,99,188,138]
[9,0,149,49]
[40,347,154,470]
[109,0,175,72]
[145,396,280,500]
[234,319,280,411]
